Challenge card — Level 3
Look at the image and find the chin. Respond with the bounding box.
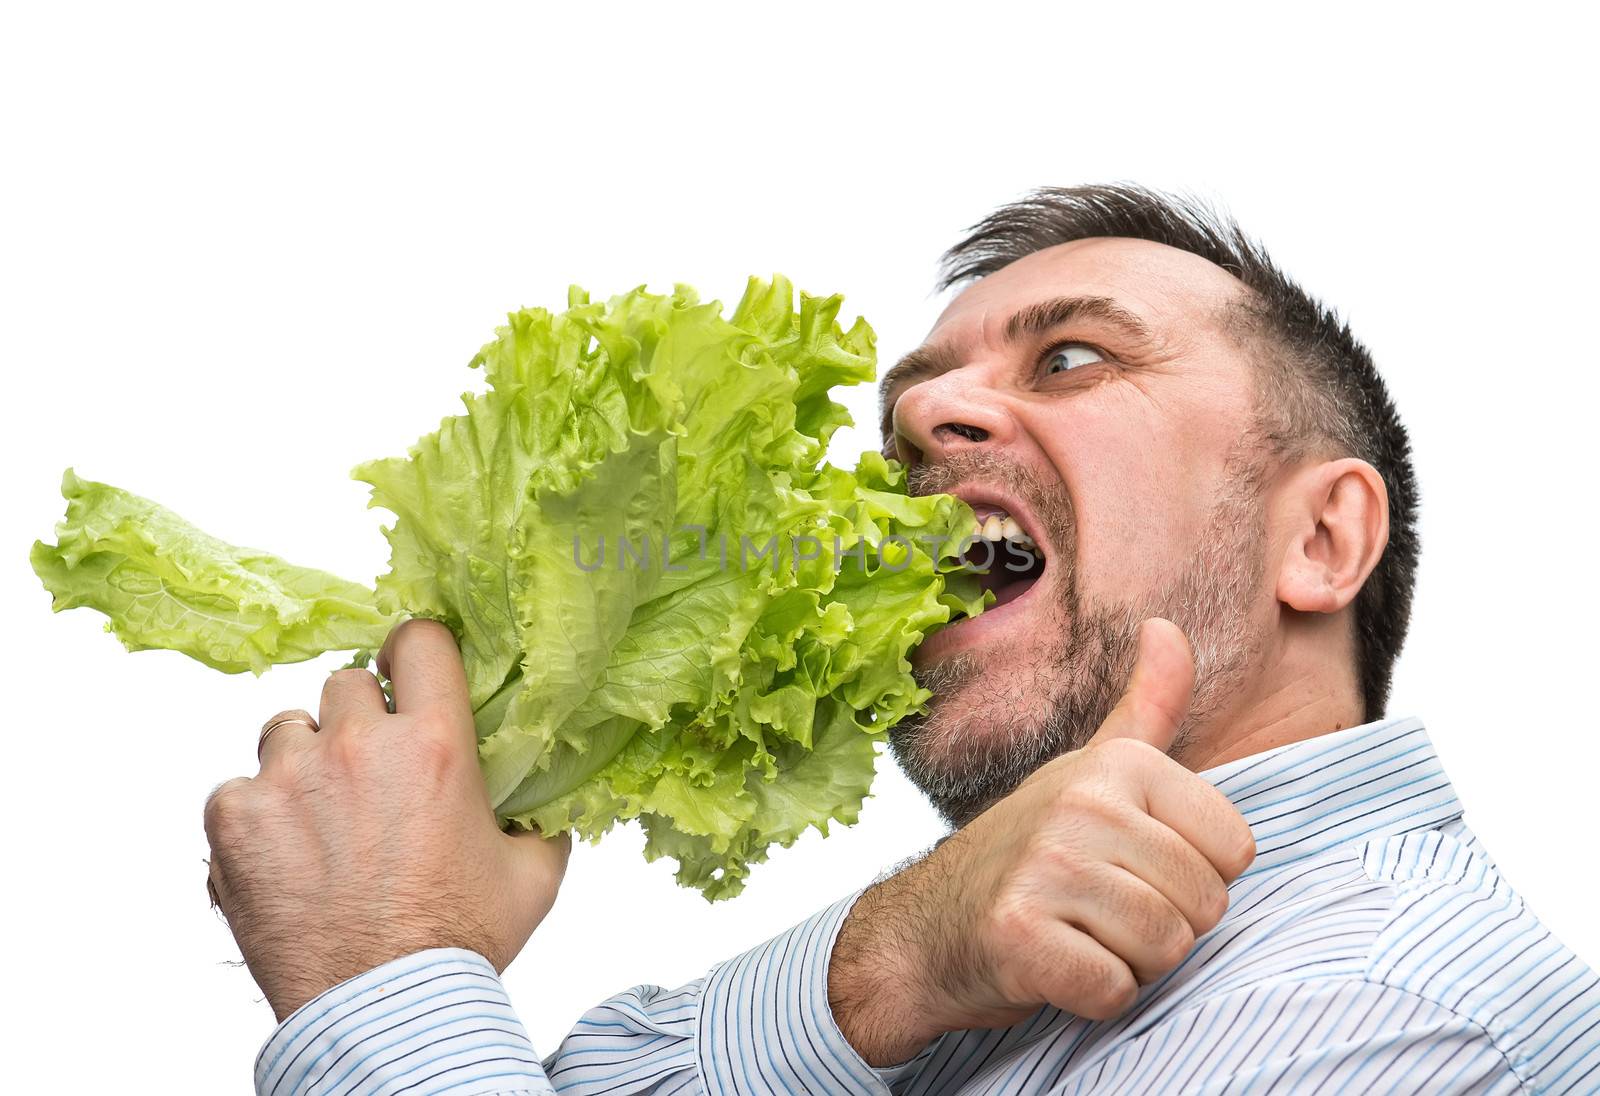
[913,653,1059,746]
[893,595,1141,825]
[890,646,1077,822]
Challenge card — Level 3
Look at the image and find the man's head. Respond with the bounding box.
[885,185,1419,826]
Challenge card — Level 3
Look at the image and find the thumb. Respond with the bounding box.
[504,826,573,911]
[1085,617,1196,753]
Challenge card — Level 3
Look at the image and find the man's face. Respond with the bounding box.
[884,238,1273,825]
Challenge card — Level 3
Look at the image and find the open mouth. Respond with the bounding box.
[963,504,1048,608]
[917,485,1053,666]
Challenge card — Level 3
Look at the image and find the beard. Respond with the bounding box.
[888,449,1268,828]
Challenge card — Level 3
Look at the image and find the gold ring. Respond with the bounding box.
[257,714,319,760]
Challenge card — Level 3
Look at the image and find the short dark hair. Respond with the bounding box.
[939,184,1419,720]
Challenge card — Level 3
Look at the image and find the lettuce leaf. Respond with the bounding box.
[30,470,396,673]
[31,277,982,899]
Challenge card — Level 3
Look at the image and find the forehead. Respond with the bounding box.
[929,236,1248,345]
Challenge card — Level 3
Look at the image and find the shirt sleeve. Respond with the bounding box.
[541,890,915,1095]
[1069,978,1526,1095]
[253,948,552,1096]
[255,892,909,1096]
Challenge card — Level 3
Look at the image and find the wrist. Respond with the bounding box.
[828,870,946,1067]
[252,925,472,1021]
[255,950,528,1096]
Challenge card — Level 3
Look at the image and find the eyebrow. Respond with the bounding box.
[877,295,1156,437]
[1003,294,1154,346]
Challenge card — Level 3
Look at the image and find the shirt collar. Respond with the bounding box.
[1200,715,1464,879]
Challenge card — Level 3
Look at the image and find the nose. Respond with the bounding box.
[891,370,1015,466]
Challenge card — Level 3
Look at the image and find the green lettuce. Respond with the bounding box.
[31,277,983,899]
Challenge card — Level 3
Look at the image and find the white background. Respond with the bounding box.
[3,3,1596,1089]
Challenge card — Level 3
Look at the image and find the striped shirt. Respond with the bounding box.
[255,716,1600,1094]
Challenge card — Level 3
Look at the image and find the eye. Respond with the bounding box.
[1044,343,1105,374]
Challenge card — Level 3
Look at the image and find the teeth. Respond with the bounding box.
[968,509,1043,557]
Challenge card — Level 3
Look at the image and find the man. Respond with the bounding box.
[206,186,1600,1094]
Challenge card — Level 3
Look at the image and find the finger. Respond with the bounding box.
[1085,618,1195,753]
[1024,919,1141,1021]
[318,668,388,733]
[1083,619,1254,881]
[510,826,572,865]
[1065,870,1194,986]
[1102,812,1232,937]
[1094,870,1196,985]
[376,619,470,724]
[1056,861,1201,984]
[257,708,319,769]
[506,828,573,899]
[500,827,572,952]
[1119,757,1257,883]
[202,776,254,845]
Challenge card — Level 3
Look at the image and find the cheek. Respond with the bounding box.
[1041,419,1216,602]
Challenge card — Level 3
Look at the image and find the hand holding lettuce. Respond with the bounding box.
[31,277,983,899]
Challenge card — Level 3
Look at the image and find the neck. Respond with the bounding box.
[1179,613,1366,772]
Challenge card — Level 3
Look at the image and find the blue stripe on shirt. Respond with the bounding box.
[255,716,1600,1094]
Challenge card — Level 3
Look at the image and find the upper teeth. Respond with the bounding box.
[972,510,1039,552]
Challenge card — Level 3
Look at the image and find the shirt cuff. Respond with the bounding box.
[254,948,553,1096]
[695,890,922,1096]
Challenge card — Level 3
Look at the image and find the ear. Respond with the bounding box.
[1276,458,1389,615]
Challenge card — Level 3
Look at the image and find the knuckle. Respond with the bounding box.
[1054,788,1131,842]
[1199,797,1256,879]
[203,778,254,836]
[1157,915,1197,970]
[321,668,377,709]
[1079,962,1138,1019]
[1095,735,1143,759]
[1031,838,1087,882]
[1224,826,1258,878]
[1198,881,1232,931]
[1053,770,1098,806]
[406,725,462,778]
[1119,884,1168,941]
[1095,736,1158,766]
[272,749,320,795]
[988,892,1040,951]
[324,730,371,771]
[1088,786,1135,825]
